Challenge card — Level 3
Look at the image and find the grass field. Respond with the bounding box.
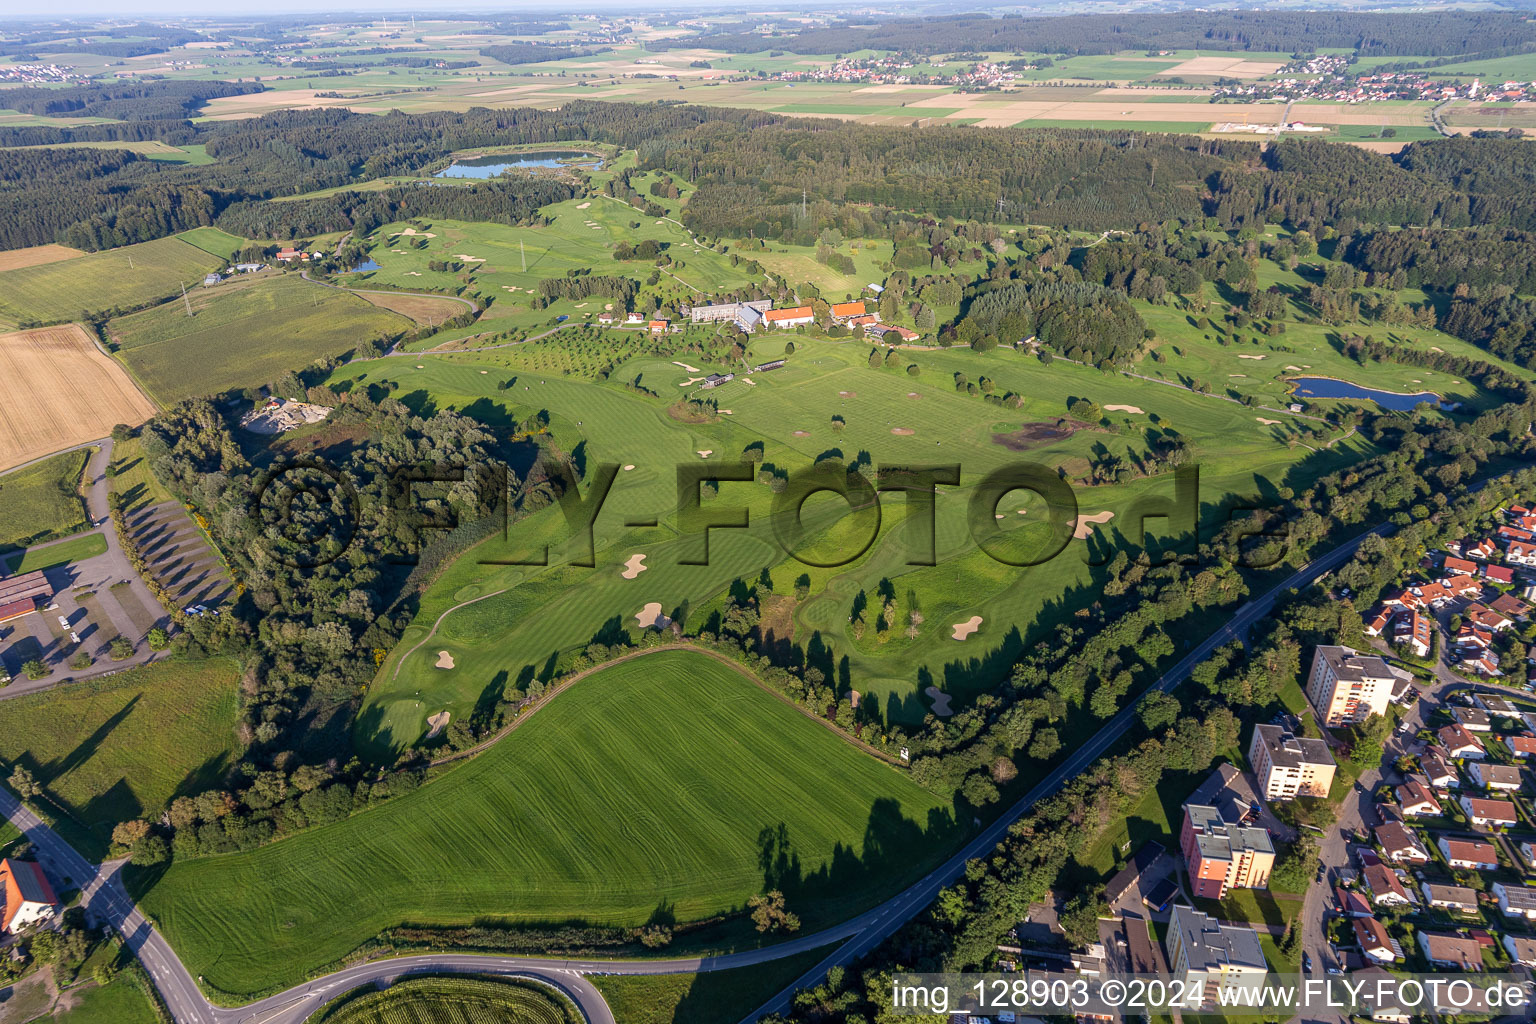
[590,946,834,1024]
[2,532,107,574]
[53,975,160,1024]
[0,325,158,471]
[0,447,90,551]
[0,658,241,856]
[107,435,176,515]
[108,273,413,404]
[135,650,956,996]
[0,235,222,326]
[313,976,578,1024]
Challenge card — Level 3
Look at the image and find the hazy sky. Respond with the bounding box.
[10,0,799,14]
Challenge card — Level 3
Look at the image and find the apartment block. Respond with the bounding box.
[1306,645,1401,727]
[1249,724,1336,800]
[1180,803,1275,900]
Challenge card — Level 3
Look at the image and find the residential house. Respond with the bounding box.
[1362,863,1411,907]
[597,311,617,324]
[1179,803,1275,899]
[864,321,918,342]
[1503,934,1536,968]
[1335,886,1374,918]
[1484,564,1515,585]
[1507,540,1536,567]
[1420,750,1458,789]
[1489,593,1529,620]
[648,319,670,334]
[1425,884,1479,914]
[1444,556,1478,576]
[1396,776,1441,818]
[845,314,877,328]
[1164,906,1267,1006]
[829,301,867,322]
[1524,841,1536,869]
[1375,822,1429,864]
[1395,609,1432,657]
[1448,574,1485,598]
[763,306,814,328]
[1439,836,1500,869]
[1418,932,1484,970]
[1499,525,1535,544]
[1438,723,1485,759]
[275,247,302,262]
[1461,649,1502,678]
[1473,693,1520,716]
[0,860,56,934]
[1468,538,1499,560]
[1467,761,1522,792]
[1458,795,1518,827]
[1353,917,1399,964]
[1248,724,1336,801]
[1365,606,1393,637]
[1492,882,1536,921]
[624,312,645,324]
[1464,604,1513,632]
[1452,707,1492,732]
[1507,734,1536,759]
[1306,645,1403,727]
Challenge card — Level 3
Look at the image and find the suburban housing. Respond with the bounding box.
[0,859,57,934]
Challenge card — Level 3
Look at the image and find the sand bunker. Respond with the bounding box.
[741,379,755,386]
[1229,374,1247,378]
[1073,511,1115,539]
[926,686,954,716]
[425,711,451,739]
[678,376,706,386]
[434,650,455,669]
[576,201,591,209]
[697,449,713,458]
[1285,365,1303,372]
[672,360,701,372]
[952,615,983,640]
[415,364,425,369]
[891,427,915,435]
[635,602,672,630]
[405,271,422,277]
[792,430,810,437]
[908,392,920,398]
[621,553,648,579]
[394,228,436,238]
[1237,354,1267,360]
[1104,405,1144,414]
[623,464,635,471]
[1256,417,1281,425]
[838,390,857,398]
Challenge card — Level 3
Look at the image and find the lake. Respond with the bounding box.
[1289,376,1451,412]
[434,151,604,179]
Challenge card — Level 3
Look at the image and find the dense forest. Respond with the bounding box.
[658,10,1536,57]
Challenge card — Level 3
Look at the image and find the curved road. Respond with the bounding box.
[1,523,1390,1024]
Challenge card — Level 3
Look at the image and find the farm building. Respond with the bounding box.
[830,301,868,321]
[0,860,57,934]
[234,262,265,273]
[764,306,814,329]
[0,569,52,624]
[865,322,919,343]
[648,320,670,334]
[688,300,770,333]
[203,273,221,286]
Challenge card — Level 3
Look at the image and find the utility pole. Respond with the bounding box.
[801,189,807,219]
[521,239,526,272]
[181,281,192,316]
[995,194,1005,217]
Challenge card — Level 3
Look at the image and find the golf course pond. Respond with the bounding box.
[1288,375,1452,412]
[435,151,605,178]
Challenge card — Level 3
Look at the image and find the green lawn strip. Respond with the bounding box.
[107,435,176,515]
[590,944,835,1024]
[0,658,241,857]
[135,650,959,997]
[0,447,91,552]
[3,533,107,574]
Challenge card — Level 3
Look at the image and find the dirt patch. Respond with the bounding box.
[1256,417,1282,425]
[891,427,915,435]
[360,291,467,324]
[1104,404,1144,414]
[952,615,983,640]
[991,418,1091,452]
[434,650,455,669]
[425,711,451,739]
[1073,510,1115,539]
[926,686,954,716]
[635,602,672,630]
[621,553,648,579]
[760,593,796,648]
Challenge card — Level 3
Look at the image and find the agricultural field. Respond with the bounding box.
[0,658,242,856]
[135,650,956,995]
[0,234,223,326]
[0,242,84,273]
[0,447,91,551]
[107,273,414,405]
[0,325,157,472]
[590,946,834,1024]
[313,976,579,1024]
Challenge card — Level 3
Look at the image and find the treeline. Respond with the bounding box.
[952,279,1147,364]
[1345,228,1536,295]
[479,42,612,65]
[216,177,576,240]
[0,80,260,121]
[0,23,210,58]
[661,11,1534,57]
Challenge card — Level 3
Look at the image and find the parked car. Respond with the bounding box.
[1303,952,1313,973]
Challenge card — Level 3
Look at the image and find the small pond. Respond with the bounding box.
[1289,376,1453,412]
[434,151,604,179]
[349,258,381,273]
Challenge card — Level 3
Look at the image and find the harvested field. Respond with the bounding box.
[0,243,83,273]
[1157,56,1283,78]
[0,325,156,471]
[358,291,471,324]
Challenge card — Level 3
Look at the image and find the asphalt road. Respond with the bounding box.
[0,522,1392,1024]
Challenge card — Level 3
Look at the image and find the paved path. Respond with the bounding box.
[0,519,1396,1024]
